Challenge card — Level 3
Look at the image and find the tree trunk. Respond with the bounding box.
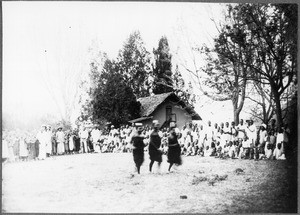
[273,89,283,128]
[232,99,240,125]
[233,109,240,125]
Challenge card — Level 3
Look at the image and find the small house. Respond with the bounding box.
[129,92,201,129]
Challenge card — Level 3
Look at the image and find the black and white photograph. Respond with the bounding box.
[2,1,298,213]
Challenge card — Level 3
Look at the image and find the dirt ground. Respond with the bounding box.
[2,153,298,213]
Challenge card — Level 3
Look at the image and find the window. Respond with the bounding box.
[166,106,172,121]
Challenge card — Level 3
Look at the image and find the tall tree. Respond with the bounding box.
[197,6,254,124]
[89,58,141,127]
[117,31,152,98]
[231,3,297,127]
[173,65,196,108]
[152,36,174,94]
[246,80,274,125]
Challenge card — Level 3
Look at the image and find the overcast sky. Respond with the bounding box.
[3,1,242,126]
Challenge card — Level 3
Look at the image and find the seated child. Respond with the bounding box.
[186,142,193,156]
[210,142,216,156]
[264,141,273,159]
[273,143,285,160]
[241,136,251,159]
[228,141,236,159]
[203,145,211,157]
[215,141,222,158]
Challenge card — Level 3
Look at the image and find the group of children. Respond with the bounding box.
[178,119,289,161]
[2,118,290,163]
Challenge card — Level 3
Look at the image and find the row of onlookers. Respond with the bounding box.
[2,118,290,162]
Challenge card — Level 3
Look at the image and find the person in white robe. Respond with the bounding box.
[91,127,101,153]
[56,127,65,155]
[45,126,52,156]
[37,125,47,160]
[204,121,214,149]
[68,131,75,153]
[79,127,89,153]
[2,137,9,162]
[236,119,246,141]
[19,135,29,161]
[223,122,231,143]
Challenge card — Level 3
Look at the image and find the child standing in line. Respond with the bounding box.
[228,141,236,159]
[19,136,29,161]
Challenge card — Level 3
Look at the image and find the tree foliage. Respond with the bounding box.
[152,36,174,94]
[230,3,297,127]
[89,58,141,127]
[173,65,196,108]
[198,5,254,124]
[117,31,152,98]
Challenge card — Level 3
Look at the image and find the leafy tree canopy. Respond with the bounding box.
[90,58,141,127]
[152,36,174,94]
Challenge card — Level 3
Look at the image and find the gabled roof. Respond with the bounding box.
[137,92,201,120]
[128,116,153,123]
[138,92,173,117]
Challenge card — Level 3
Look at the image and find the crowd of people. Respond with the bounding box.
[2,118,290,165]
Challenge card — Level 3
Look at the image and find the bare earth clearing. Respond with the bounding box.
[2,153,297,213]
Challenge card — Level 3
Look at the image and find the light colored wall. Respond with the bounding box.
[150,101,192,129]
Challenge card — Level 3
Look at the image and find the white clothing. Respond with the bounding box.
[273,148,283,159]
[242,139,251,148]
[2,139,9,159]
[37,131,47,159]
[223,126,231,142]
[228,145,236,158]
[205,125,214,140]
[56,131,65,143]
[69,135,75,151]
[79,129,89,139]
[219,133,227,148]
[276,133,284,154]
[237,124,246,139]
[259,130,267,144]
[91,129,101,143]
[246,125,257,143]
[45,131,52,154]
[276,133,284,144]
[231,126,237,140]
[19,139,28,157]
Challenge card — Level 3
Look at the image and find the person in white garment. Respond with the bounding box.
[245,119,257,159]
[79,127,89,153]
[236,119,246,141]
[19,135,29,161]
[213,123,219,142]
[258,124,267,156]
[230,121,237,142]
[223,122,231,144]
[2,136,9,162]
[45,126,52,157]
[204,120,214,149]
[56,127,65,155]
[37,125,47,160]
[91,126,101,153]
[276,127,284,155]
[68,130,75,153]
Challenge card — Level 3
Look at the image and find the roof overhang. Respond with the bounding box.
[128,116,153,124]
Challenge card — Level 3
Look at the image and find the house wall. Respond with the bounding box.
[150,101,192,129]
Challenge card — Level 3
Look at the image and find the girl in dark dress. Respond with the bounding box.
[167,122,182,171]
[149,122,162,172]
[131,124,145,174]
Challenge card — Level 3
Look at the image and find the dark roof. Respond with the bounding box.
[138,92,173,116]
[137,92,201,120]
[128,116,153,123]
